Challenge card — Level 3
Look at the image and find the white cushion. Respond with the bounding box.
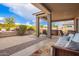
[55,36,70,47]
[68,34,74,38]
[68,34,74,41]
[55,34,74,47]
[65,40,79,51]
[72,33,79,42]
[64,40,71,47]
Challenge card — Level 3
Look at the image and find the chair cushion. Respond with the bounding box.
[72,33,79,42]
[55,36,70,47]
[65,40,79,51]
[68,34,74,41]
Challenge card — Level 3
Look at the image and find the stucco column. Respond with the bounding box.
[36,16,40,37]
[47,14,52,38]
[74,18,79,32]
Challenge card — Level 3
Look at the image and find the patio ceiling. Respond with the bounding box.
[32,3,79,21]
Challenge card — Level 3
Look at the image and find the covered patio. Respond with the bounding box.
[33,3,79,38]
[32,3,79,56]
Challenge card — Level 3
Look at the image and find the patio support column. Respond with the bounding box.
[36,16,40,37]
[78,18,79,32]
[74,18,78,32]
[47,14,52,38]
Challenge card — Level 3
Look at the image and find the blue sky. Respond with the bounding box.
[0,3,47,26]
[0,4,26,24]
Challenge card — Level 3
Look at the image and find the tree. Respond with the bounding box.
[52,24,58,28]
[40,24,44,28]
[4,17,15,31]
[4,17,15,24]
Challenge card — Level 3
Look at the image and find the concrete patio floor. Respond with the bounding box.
[0,35,36,50]
[0,35,59,56]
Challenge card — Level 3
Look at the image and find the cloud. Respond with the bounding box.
[26,22,31,25]
[15,23,26,25]
[0,17,4,24]
[32,19,36,23]
[0,17,4,20]
[15,23,21,25]
[3,3,40,21]
[26,22,33,26]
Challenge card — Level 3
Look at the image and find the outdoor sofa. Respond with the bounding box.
[52,31,79,56]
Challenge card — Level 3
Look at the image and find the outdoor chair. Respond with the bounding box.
[52,32,79,56]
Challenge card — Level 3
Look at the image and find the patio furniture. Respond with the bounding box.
[55,33,74,47]
[53,32,79,56]
[42,30,47,35]
[42,30,64,36]
[58,30,64,36]
[51,30,58,35]
[52,30,64,36]
[51,45,79,56]
[65,30,76,36]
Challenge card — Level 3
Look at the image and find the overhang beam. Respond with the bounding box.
[32,3,50,14]
[36,14,48,18]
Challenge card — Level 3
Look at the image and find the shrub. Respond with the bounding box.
[0,27,1,31]
[6,27,10,31]
[16,25,27,35]
[27,26,34,31]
